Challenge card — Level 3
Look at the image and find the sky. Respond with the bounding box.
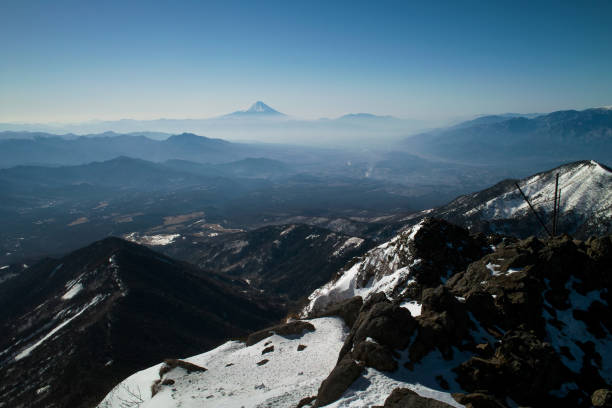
[1,0,612,123]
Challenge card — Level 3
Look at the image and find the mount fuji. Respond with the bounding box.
[224,101,286,118]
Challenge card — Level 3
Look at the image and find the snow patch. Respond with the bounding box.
[332,237,365,257]
[36,385,50,395]
[280,225,296,236]
[543,277,612,382]
[15,294,106,361]
[400,300,422,317]
[124,233,180,246]
[485,262,502,276]
[61,283,83,300]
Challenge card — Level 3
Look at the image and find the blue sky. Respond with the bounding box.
[1,0,611,122]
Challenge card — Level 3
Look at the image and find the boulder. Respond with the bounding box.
[407,286,470,363]
[383,388,454,407]
[246,321,315,346]
[351,340,398,372]
[592,389,612,407]
[451,392,507,408]
[314,356,364,407]
[352,301,417,350]
[311,296,363,328]
[454,330,569,405]
[158,358,207,377]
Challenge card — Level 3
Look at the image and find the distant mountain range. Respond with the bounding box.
[0,101,427,146]
[0,132,282,168]
[403,107,612,168]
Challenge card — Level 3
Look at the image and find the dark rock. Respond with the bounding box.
[592,389,612,407]
[312,296,363,328]
[314,356,364,407]
[383,387,455,407]
[151,379,162,397]
[475,343,494,358]
[159,359,207,377]
[408,286,470,363]
[586,236,612,263]
[409,219,490,287]
[262,345,274,354]
[454,330,569,405]
[351,340,398,372]
[296,395,317,408]
[421,285,463,315]
[297,344,307,351]
[246,321,316,346]
[161,379,175,386]
[353,301,417,350]
[338,297,416,363]
[435,375,450,390]
[465,291,499,327]
[256,359,269,366]
[452,392,507,408]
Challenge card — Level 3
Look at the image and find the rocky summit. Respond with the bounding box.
[100,217,612,407]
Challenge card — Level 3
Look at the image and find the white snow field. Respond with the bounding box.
[98,317,348,408]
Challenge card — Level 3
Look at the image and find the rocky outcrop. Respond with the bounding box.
[246,320,316,346]
[454,331,569,404]
[336,293,416,364]
[592,389,612,407]
[382,388,455,407]
[305,218,612,408]
[314,356,364,407]
[310,296,363,328]
[451,392,507,408]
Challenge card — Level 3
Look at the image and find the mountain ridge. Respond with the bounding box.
[99,218,612,408]
[403,108,612,168]
[0,237,284,408]
[422,159,612,239]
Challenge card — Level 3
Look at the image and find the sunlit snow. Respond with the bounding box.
[98,317,348,408]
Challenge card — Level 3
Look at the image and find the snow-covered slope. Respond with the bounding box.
[99,317,348,408]
[98,217,612,408]
[431,160,612,238]
[304,222,424,315]
[304,218,486,317]
[98,218,485,408]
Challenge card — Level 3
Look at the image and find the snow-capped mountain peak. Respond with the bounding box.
[429,160,612,238]
[225,101,285,117]
[247,101,276,113]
